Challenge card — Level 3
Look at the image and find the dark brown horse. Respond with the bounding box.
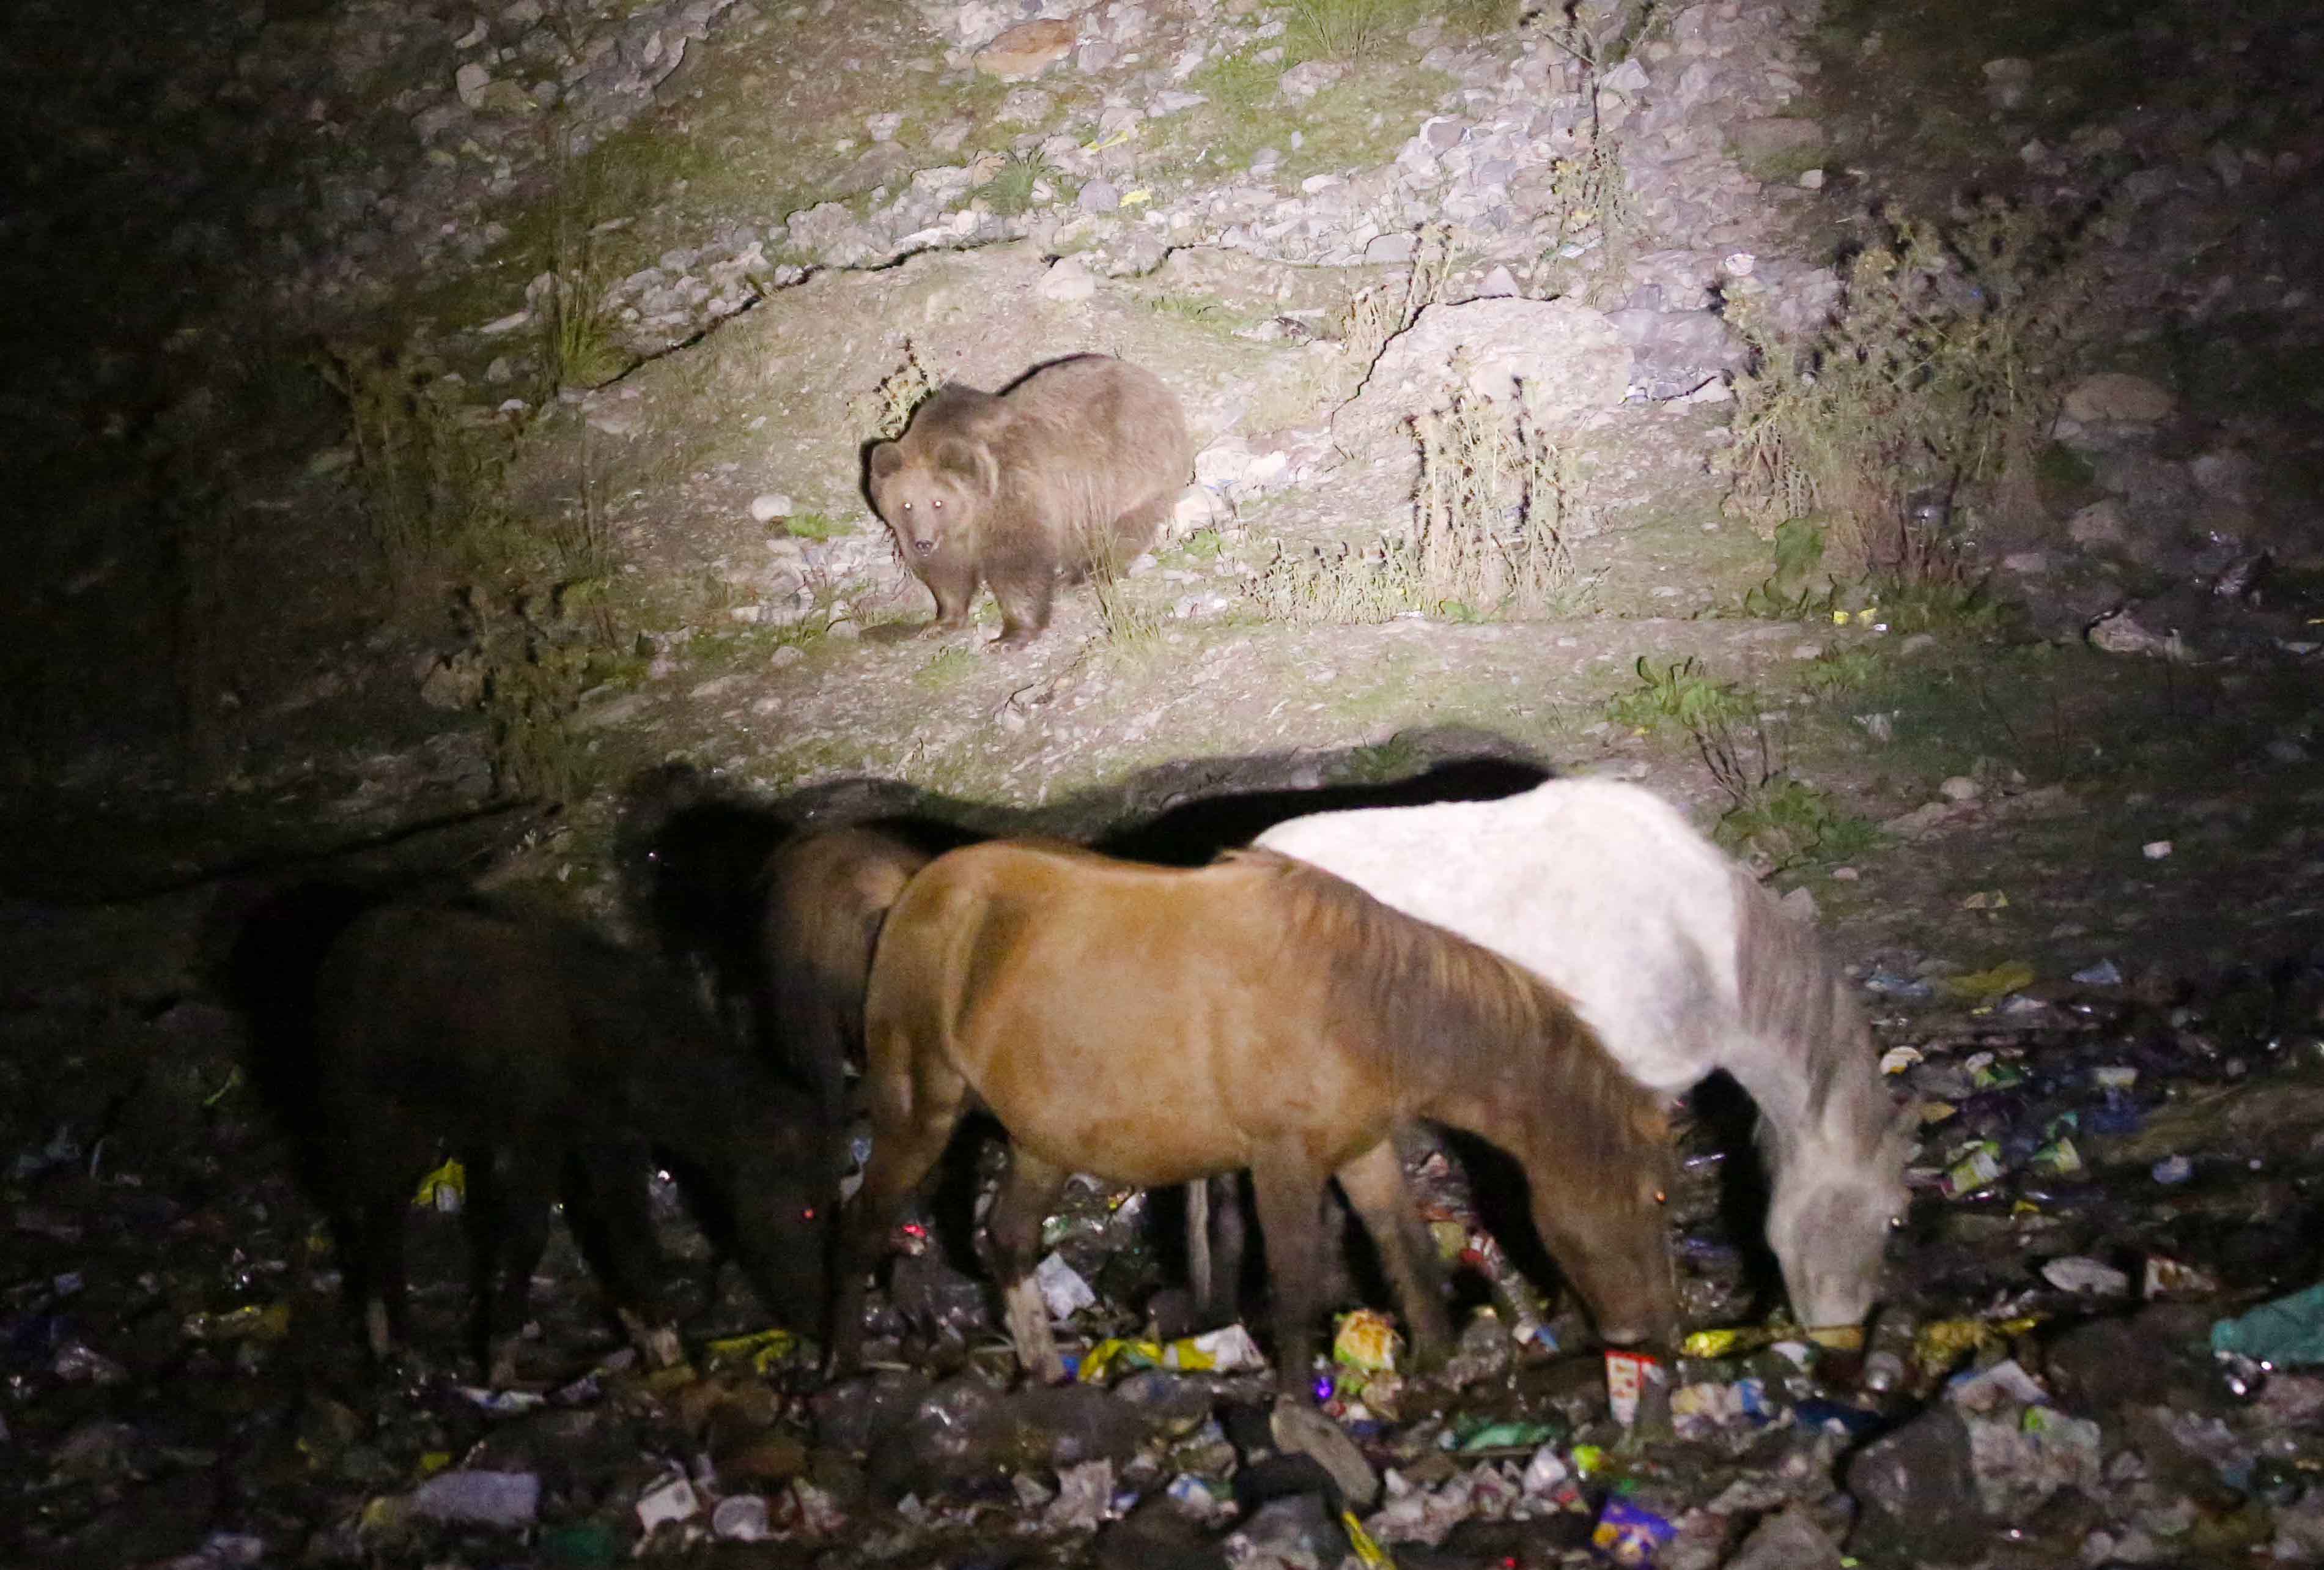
[759,826,935,1154]
[828,842,1678,1390]
[303,897,830,1381]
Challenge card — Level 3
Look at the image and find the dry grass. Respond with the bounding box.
[852,341,943,442]
[1247,379,1590,625]
[1722,201,2098,582]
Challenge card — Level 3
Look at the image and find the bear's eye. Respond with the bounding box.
[931,497,944,509]
[900,500,912,512]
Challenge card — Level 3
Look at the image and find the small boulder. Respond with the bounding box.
[2063,372,2174,424]
[975,19,1075,80]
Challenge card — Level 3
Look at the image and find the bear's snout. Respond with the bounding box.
[913,538,935,556]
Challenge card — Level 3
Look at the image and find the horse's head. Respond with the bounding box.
[1533,1100,1681,1350]
[1766,1103,1916,1330]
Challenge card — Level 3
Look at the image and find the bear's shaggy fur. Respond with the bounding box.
[867,354,1193,648]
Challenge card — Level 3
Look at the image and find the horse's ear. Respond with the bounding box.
[869,441,906,481]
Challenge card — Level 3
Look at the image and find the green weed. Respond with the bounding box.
[913,645,978,689]
[1339,733,1428,783]
[1714,776,1883,870]
[1606,655,1751,734]
[783,511,849,541]
[1286,0,1418,62]
[973,150,1067,217]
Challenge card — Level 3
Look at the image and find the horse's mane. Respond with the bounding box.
[1221,849,1667,1172]
[1730,867,1897,1167]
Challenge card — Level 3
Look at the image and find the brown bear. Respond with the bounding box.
[867,354,1193,649]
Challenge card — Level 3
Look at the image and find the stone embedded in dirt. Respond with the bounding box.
[975,19,1075,80]
[1039,255,1097,302]
[1270,1398,1380,1508]
[1330,297,1632,462]
[1729,117,1827,165]
[1230,1490,1352,1566]
[1097,1494,1233,1570]
[2064,371,2175,424]
[1845,1405,1988,1563]
[2041,1306,2219,1412]
[1982,56,2034,109]
[2067,498,2128,545]
[1722,1502,1845,1570]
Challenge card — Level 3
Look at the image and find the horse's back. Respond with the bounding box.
[314,900,643,1135]
[864,842,1366,1183]
[1252,778,1744,1093]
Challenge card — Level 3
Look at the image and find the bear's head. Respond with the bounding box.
[869,435,996,563]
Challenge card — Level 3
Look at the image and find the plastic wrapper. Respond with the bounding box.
[2143,1254,2218,1299]
[1333,1308,1401,1373]
[635,1473,702,1533]
[1605,1348,1666,1427]
[710,1495,770,1541]
[1077,1323,1266,1382]
[407,1468,541,1527]
[704,1326,800,1374]
[1033,1252,1097,1319]
[2211,1281,2324,1366]
[1592,1495,1676,1565]
[1942,1140,2005,1198]
[1914,1314,2041,1376]
[411,1157,464,1213]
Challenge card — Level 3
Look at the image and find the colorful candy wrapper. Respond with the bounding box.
[1334,1309,1401,1373]
[1604,1348,1666,1427]
[704,1327,800,1374]
[1592,1495,1676,1565]
[1942,1141,2004,1198]
[413,1157,465,1212]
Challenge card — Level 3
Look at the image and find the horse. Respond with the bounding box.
[827,841,1677,1391]
[758,824,935,1177]
[292,895,830,1380]
[1252,776,1914,1333]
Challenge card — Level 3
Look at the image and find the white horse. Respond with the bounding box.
[1251,776,1913,1332]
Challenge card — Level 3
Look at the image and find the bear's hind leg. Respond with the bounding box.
[1093,491,1173,577]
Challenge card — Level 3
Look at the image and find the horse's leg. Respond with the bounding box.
[1248,1147,1329,1394]
[1333,1139,1453,1372]
[827,1055,968,1376]
[1186,1179,1212,1322]
[986,1149,1075,1384]
[470,1144,557,1387]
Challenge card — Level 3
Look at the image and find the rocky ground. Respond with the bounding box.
[5,0,2324,1564]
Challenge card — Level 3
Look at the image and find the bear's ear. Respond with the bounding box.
[931,437,997,494]
[869,442,906,481]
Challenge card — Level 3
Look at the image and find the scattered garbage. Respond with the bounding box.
[2213,1283,2324,1367]
[1591,1494,1677,1564]
[405,1468,542,1528]
[2042,1256,2133,1295]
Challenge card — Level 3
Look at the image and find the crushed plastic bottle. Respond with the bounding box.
[408,1468,541,1527]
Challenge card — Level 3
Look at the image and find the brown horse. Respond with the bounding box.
[759,826,935,1176]
[828,842,1677,1390]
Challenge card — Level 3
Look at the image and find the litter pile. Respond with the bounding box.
[3,960,2323,1567]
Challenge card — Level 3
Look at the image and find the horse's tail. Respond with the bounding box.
[1729,868,1897,1168]
[759,829,935,1138]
